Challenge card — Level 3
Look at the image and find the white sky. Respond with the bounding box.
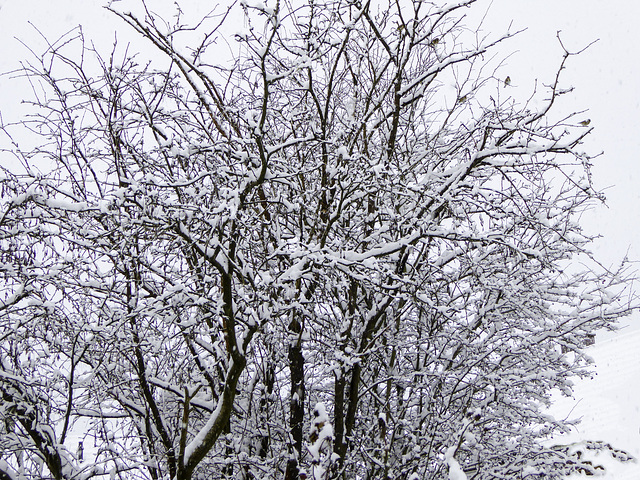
[484,1,640,271]
[1,1,638,280]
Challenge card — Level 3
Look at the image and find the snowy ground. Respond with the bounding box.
[550,327,640,479]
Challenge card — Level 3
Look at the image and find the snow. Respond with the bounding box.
[549,328,640,479]
[308,402,335,480]
[183,360,235,465]
[182,394,222,465]
[43,198,89,212]
[444,446,468,480]
[308,403,333,460]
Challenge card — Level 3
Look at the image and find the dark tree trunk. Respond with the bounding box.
[285,318,305,480]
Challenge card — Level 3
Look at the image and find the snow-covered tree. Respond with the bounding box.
[0,0,634,479]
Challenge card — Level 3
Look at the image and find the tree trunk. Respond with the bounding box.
[285,318,305,480]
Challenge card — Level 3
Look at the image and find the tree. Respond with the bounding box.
[0,0,634,479]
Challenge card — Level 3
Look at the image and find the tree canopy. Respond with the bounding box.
[0,1,634,479]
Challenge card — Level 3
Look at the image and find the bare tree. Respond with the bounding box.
[0,1,634,479]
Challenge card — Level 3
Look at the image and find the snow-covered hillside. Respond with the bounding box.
[550,328,640,479]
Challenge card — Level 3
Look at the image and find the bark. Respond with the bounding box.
[285,318,305,480]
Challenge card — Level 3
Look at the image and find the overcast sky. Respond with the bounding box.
[486,1,640,268]
[2,0,639,299]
